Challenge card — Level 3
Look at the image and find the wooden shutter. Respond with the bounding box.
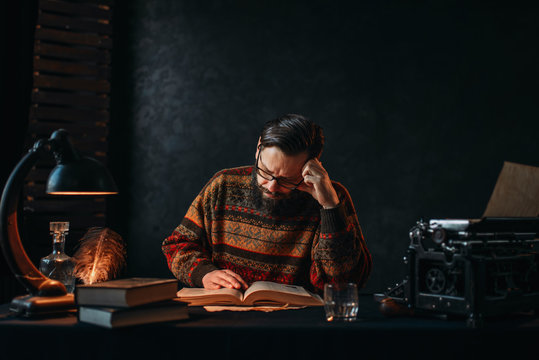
[23,0,115,261]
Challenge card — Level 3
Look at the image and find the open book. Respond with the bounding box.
[176,281,323,306]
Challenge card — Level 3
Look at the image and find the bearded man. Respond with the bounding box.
[162,114,372,292]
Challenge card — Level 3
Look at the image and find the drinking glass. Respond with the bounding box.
[323,283,358,322]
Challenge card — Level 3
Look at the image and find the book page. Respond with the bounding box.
[176,287,243,304]
[244,281,313,300]
[203,305,306,312]
[483,162,539,217]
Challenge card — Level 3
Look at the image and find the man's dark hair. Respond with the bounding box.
[259,114,324,159]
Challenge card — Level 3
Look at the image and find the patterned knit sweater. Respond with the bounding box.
[162,166,372,292]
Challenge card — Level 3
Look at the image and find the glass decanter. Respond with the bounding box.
[39,221,75,293]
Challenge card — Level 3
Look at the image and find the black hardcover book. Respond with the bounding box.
[76,277,178,308]
[78,300,189,328]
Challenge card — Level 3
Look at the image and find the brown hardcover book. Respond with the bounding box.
[176,281,323,307]
[75,277,178,308]
[78,300,189,328]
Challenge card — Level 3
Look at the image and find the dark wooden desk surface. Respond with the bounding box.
[1,295,538,360]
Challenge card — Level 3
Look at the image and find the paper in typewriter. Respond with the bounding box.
[483,161,539,217]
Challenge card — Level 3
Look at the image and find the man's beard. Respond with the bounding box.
[249,170,305,215]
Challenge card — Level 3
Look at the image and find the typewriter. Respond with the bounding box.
[376,216,539,327]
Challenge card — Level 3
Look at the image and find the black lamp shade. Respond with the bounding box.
[46,156,118,195]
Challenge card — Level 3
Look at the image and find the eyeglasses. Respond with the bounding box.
[255,148,304,190]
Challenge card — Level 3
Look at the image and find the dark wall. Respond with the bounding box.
[1,0,38,300]
[109,0,539,293]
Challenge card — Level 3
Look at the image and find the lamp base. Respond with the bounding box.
[9,293,75,317]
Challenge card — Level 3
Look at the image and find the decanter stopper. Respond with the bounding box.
[50,221,69,234]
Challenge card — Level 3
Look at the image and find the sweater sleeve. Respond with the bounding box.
[309,182,372,292]
[161,174,220,287]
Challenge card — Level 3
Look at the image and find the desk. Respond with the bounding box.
[1,295,538,360]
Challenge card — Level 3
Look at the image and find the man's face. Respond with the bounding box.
[255,146,309,200]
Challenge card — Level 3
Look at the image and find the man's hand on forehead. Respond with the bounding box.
[298,159,340,209]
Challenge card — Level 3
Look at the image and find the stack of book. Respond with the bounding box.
[75,277,188,328]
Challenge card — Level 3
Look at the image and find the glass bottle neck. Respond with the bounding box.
[52,232,66,254]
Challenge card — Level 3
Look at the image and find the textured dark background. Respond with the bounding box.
[4,1,539,295]
[107,0,539,293]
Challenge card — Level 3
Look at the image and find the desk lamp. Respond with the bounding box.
[0,129,118,316]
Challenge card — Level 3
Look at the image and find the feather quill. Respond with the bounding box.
[72,227,127,285]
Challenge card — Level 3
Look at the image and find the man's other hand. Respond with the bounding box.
[298,158,339,209]
[202,269,248,290]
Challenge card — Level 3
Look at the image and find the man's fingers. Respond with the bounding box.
[303,174,317,185]
[216,271,243,289]
[215,278,236,289]
[296,182,312,194]
[205,283,222,290]
[302,158,325,175]
[302,167,325,183]
[224,270,249,289]
[203,269,249,290]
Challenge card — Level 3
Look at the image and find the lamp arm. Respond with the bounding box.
[0,139,67,296]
